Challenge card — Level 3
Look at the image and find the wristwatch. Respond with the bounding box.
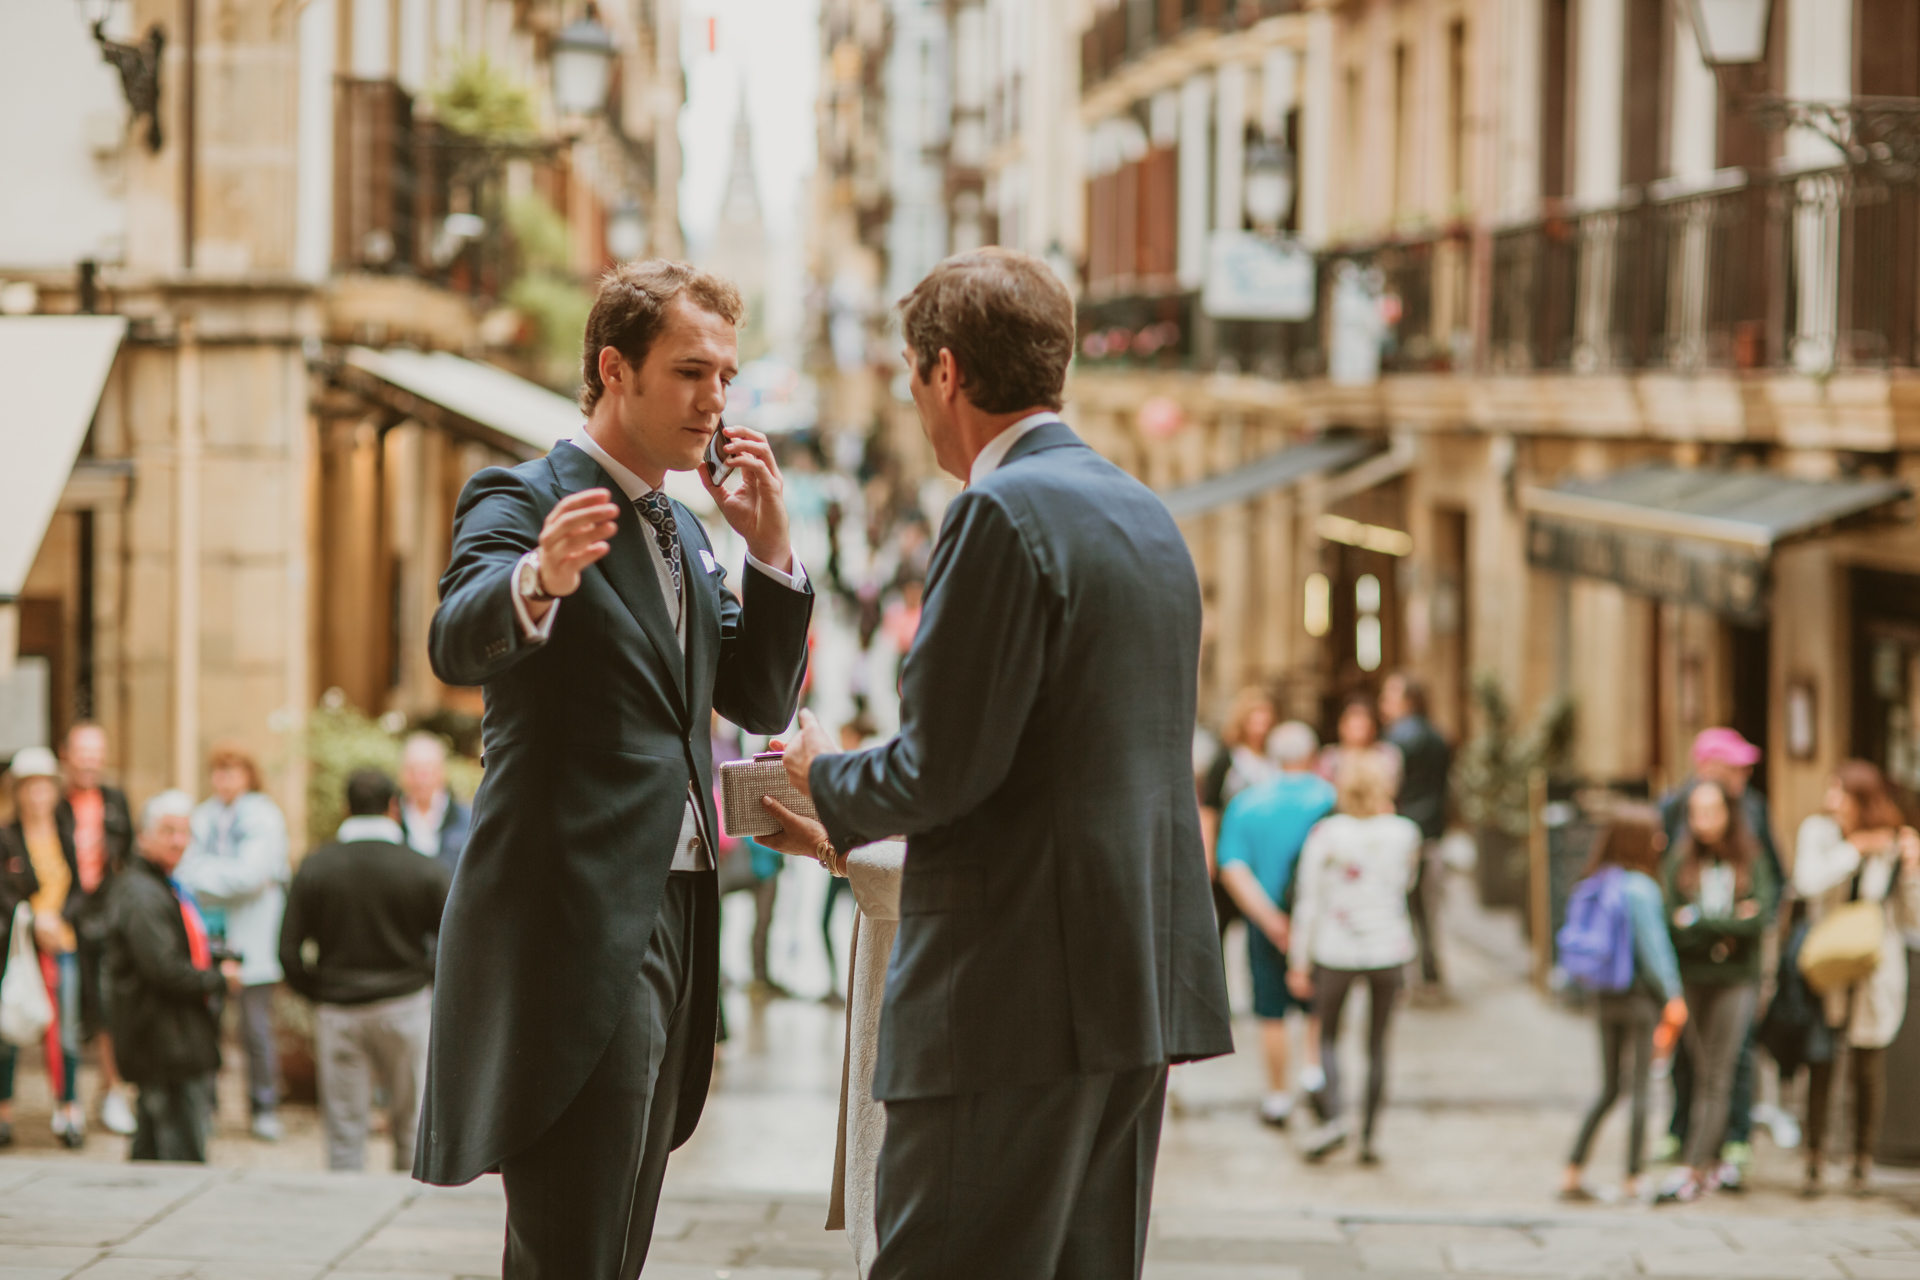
[516,550,552,602]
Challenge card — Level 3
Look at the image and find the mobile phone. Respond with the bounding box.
[704,427,733,487]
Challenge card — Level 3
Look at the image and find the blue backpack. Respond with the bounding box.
[1557,866,1635,993]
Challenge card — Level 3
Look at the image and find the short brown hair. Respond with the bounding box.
[207,742,263,793]
[579,260,746,413]
[1583,803,1666,878]
[898,248,1074,413]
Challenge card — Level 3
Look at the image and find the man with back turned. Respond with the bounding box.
[765,248,1234,1279]
[413,260,813,1278]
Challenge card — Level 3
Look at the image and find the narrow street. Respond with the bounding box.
[1,873,1915,1278]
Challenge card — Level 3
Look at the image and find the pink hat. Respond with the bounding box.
[1692,727,1761,768]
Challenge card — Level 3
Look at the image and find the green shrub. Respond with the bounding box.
[303,690,480,851]
[1453,675,1575,838]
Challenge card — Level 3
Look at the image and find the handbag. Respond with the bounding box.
[0,904,52,1048]
[1798,863,1893,996]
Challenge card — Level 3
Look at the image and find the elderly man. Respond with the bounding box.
[104,792,242,1163]
[398,734,470,877]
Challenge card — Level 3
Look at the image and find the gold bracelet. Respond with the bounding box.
[813,838,837,875]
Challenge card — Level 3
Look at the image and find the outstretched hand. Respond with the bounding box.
[771,709,838,801]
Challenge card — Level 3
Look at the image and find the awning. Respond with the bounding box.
[1158,435,1380,518]
[336,346,713,512]
[0,316,127,603]
[1524,464,1911,622]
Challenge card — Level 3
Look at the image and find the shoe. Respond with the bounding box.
[1652,1134,1682,1164]
[1559,1183,1598,1202]
[1721,1140,1753,1177]
[56,1108,84,1150]
[1359,1145,1381,1166]
[251,1112,284,1143]
[747,979,792,1002]
[1753,1103,1801,1151]
[0,1121,13,1149]
[1258,1093,1294,1128]
[1802,1165,1825,1198]
[1654,1168,1702,1204]
[1716,1159,1744,1192]
[1303,1119,1349,1162]
[1850,1162,1872,1197]
[819,990,847,1009]
[100,1090,136,1137]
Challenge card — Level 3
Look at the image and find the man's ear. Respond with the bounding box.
[598,345,630,393]
[937,348,961,405]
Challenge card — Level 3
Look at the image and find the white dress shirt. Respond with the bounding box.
[401,791,448,858]
[512,429,808,871]
[337,815,407,846]
[967,412,1060,485]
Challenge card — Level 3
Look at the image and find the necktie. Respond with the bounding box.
[635,491,683,604]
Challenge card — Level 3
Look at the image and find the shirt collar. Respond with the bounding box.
[571,429,657,503]
[968,412,1060,486]
[337,815,406,846]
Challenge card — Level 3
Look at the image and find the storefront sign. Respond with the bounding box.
[1525,517,1769,623]
[1201,232,1315,321]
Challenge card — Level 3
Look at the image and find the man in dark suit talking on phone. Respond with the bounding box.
[761,249,1233,1280]
[416,261,812,1279]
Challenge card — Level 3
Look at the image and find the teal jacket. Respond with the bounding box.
[1622,869,1682,1002]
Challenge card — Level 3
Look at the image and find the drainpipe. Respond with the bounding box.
[181,0,196,269]
[173,315,201,791]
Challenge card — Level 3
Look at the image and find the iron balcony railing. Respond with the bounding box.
[1082,0,1303,90]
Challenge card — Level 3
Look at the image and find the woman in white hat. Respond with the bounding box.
[2,746,87,1147]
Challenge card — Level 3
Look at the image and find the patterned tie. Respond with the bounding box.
[635,490,682,604]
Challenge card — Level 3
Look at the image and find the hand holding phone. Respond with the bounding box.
[704,427,733,487]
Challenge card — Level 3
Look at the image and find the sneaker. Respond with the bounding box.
[251,1112,284,1143]
[1715,1160,1743,1192]
[1258,1093,1294,1128]
[1757,1104,1802,1151]
[1654,1168,1702,1205]
[1303,1118,1349,1162]
[1720,1141,1753,1187]
[1652,1134,1682,1164]
[55,1108,85,1150]
[0,1121,12,1149]
[100,1090,136,1137]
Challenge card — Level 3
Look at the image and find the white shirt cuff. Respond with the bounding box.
[510,551,560,642]
[745,550,808,592]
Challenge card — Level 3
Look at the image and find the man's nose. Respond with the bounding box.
[695,377,728,412]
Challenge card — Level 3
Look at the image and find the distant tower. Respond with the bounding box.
[701,88,768,355]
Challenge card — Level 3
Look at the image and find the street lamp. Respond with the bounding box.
[606,201,647,261]
[76,0,164,151]
[551,8,617,117]
[1243,140,1295,235]
[1682,0,1772,66]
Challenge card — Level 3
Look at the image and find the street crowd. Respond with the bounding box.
[0,724,467,1169]
[1187,676,1920,1206]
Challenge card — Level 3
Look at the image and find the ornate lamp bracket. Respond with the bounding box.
[1751,95,1920,183]
[93,20,165,153]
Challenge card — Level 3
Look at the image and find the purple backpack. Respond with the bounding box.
[1558,866,1635,993]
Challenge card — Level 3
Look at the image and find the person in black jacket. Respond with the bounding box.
[769,250,1233,1279]
[105,791,241,1162]
[1380,673,1453,997]
[0,814,39,1148]
[280,768,451,1171]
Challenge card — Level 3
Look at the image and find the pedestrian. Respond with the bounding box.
[1560,805,1687,1202]
[0,762,42,1147]
[55,722,137,1138]
[397,733,471,878]
[1655,727,1784,1175]
[1216,720,1335,1128]
[175,743,289,1142]
[765,248,1233,1277]
[1379,673,1451,999]
[819,715,877,1008]
[1656,778,1778,1203]
[745,833,787,999]
[1791,761,1920,1197]
[105,791,244,1163]
[279,768,451,1172]
[1201,687,1279,938]
[1316,694,1404,791]
[1287,752,1421,1164]
[414,259,812,1277]
[3,747,91,1146]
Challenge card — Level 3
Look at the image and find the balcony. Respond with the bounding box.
[1081,0,1303,91]
[1489,167,1920,375]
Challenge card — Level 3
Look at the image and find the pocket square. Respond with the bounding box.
[699,549,719,573]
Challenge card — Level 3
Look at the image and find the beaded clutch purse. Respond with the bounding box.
[718,752,818,838]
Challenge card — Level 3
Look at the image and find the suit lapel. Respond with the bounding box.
[682,517,718,709]
[546,442,690,719]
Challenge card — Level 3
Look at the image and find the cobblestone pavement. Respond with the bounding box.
[1,873,1916,1277]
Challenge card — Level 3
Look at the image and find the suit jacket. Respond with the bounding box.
[431,796,472,878]
[416,440,813,1186]
[104,856,226,1086]
[1384,714,1451,840]
[811,421,1234,1101]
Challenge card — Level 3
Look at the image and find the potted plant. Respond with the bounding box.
[1453,674,1574,908]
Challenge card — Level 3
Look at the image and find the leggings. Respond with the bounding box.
[1680,980,1757,1171]
[1313,965,1400,1144]
[1568,990,1658,1175]
[1807,1044,1886,1170]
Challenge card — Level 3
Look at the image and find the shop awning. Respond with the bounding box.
[1158,435,1380,518]
[0,316,127,603]
[1524,465,1911,622]
[336,346,713,512]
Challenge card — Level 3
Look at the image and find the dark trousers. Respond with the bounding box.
[1569,990,1658,1176]
[131,1075,214,1162]
[1405,841,1444,987]
[1315,965,1400,1145]
[1679,981,1757,1170]
[499,872,707,1280]
[873,1065,1168,1280]
[238,983,278,1115]
[751,874,778,987]
[1667,1021,1758,1148]
[1807,1044,1886,1170]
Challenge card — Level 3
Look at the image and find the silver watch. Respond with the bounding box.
[517,551,552,601]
